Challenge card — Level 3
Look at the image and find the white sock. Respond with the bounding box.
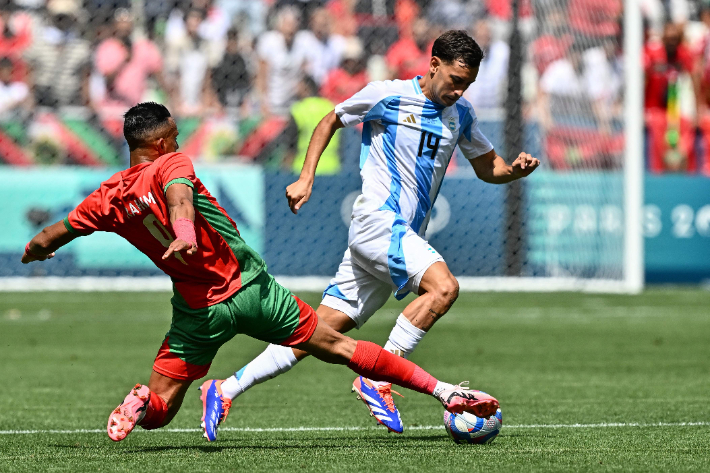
[220,344,299,400]
[383,314,427,359]
[365,314,427,388]
[432,381,455,398]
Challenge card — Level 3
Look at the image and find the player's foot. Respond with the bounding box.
[107,384,150,442]
[352,376,404,433]
[437,381,499,418]
[199,379,232,441]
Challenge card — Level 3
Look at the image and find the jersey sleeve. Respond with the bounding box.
[334,81,394,127]
[457,102,494,160]
[64,188,110,235]
[157,153,197,194]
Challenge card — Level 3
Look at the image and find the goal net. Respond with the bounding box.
[0,0,642,293]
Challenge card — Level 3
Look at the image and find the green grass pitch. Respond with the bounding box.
[1,288,709,472]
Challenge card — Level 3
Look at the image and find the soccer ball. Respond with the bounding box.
[443,408,502,444]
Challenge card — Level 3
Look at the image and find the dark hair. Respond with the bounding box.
[431,30,484,69]
[0,57,13,70]
[123,102,172,150]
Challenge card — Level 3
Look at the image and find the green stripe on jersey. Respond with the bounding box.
[164,178,194,193]
[193,193,266,287]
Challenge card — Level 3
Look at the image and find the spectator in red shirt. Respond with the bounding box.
[531,2,573,76]
[567,0,622,43]
[91,8,168,138]
[325,0,358,37]
[320,37,369,105]
[0,2,32,82]
[385,17,433,80]
[487,0,533,22]
[487,0,534,40]
[644,22,702,173]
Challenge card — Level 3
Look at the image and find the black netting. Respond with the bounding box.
[0,0,631,280]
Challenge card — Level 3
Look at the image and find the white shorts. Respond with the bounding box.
[322,208,444,328]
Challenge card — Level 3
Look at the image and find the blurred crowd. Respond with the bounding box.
[0,0,706,174]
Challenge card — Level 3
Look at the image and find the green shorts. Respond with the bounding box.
[152,270,318,380]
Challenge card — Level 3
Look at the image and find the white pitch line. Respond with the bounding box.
[1,422,709,436]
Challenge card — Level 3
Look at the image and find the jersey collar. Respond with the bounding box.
[413,75,447,110]
[412,75,423,94]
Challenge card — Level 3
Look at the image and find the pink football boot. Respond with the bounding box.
[107,384,150,442]
[437,381,499,418]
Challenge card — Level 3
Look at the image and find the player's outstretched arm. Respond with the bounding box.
[285,110,344,214]
[163,183,198,260]
[470,149,540,184]
[21,220,78,264]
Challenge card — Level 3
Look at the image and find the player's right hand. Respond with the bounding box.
[21,251,55,264]
[285,178,313,214]
[162,239,197,260]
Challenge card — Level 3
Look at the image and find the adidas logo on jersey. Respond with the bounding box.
[403,114,417,124]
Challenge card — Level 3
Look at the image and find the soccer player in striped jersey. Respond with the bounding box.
[21,102,499,442]
[222,30,539,434]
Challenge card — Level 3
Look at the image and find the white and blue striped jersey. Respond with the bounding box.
[335,76,494,235]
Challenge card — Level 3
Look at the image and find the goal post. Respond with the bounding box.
[623,0,645,294]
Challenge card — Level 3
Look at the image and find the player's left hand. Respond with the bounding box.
[162,239,197,260]
[511,152,540,178]
[21,251,55,264]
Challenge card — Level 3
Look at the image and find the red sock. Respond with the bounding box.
[347,341,438,395]
[139,391,168,430]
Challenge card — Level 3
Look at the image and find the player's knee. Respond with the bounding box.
[316,305,357,333]
[434,277,459,310]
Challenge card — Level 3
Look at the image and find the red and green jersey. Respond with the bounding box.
[64,152,265,309]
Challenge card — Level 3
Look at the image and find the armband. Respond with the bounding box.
[173,218,197,247]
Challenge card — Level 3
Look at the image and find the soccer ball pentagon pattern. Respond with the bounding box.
[443,408,503,444]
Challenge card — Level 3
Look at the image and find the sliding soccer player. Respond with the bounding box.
[220,30,539,435]
[21,102,498,442]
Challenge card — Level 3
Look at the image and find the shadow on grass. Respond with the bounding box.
[50,434,449,454]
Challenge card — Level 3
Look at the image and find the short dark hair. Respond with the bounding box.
[123,102,172,150]
[431,30,484,69]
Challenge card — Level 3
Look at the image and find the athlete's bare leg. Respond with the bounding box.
[292,317,499,417]
[146,370,193,426]
[209,317,499,441]
[401,261,459,331]
[291,261,457,360]
[221,263,458,403]
[290,304,356,361]
[294,315,357,363]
